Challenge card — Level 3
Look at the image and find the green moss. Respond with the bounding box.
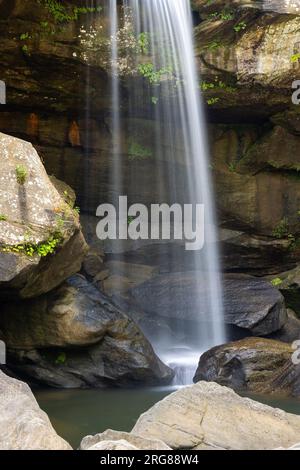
[15,165,28,185]
[0,215,7,221]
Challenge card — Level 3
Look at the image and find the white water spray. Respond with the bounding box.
[108,0,225,384]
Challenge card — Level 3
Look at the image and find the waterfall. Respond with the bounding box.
[107,0,225,385]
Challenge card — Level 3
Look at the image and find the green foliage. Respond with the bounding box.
[204,40,221,51]
[200,79,236,93]
[0,232,63,258]
[20,32,31,41]
[208,10,234,21]
[138,32,150,55]
[138,63,173,85]
[272,218,289,239]
[55,352,67,365]
[291,53,300,63]
[206,97,219,105]
[227,162,237,172]
[37,0,102,23]
[151,96,159,105]
[15,165,28,185]
[128,142,152,161]
[0,215,7,221]
[234,22,247,33]
[271,278,283,287]
[21,44,30,55]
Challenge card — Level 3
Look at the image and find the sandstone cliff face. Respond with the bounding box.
[193,1,300,242]
[0,0,299,268]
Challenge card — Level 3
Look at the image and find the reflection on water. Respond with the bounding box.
[35,387,174,449]
[35,386,300,449]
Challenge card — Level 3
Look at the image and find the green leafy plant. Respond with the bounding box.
[208,10,234,21]
[55,352,67,365]
[291,53,300,63]
[206,97,220,105]
[204,40,222,51]
[200,79,236,93]
[37,0,102,23]
[271,277,283,287]
[0,232,63,258]
[128,142,152,161]
[21,44,30,55]
[138,63,173,85]
[227,162,237,172]
[234,22,247,33]
[138,32,150,55]
[272,218,289,239]
[15,165,28,185]
[20,32,31,41]
[0,215,7,221]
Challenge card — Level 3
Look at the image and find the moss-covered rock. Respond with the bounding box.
[0,132,88,298]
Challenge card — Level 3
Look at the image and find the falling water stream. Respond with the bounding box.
[106,0,225,385]
[105,0,224,383]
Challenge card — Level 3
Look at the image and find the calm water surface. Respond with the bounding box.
[35,386,300,449]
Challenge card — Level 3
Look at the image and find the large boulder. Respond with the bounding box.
[132,381,300,450]
[124,272,287,337]
[193,337,300,397]
[1,275,174,388]
[80,429,171,451]
[0,132,88,298]
[0,371,71,450]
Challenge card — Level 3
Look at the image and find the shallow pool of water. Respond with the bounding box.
[35,386,176,448]
[35,387,300,449]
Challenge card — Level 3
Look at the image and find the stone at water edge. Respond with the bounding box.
[1,275,174,388]
[0,132,88,298]
[87,440,139,451]
[132,381,300,450]
[193,337,300,397]
[0,371,71,450]
[80,429,171,451]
